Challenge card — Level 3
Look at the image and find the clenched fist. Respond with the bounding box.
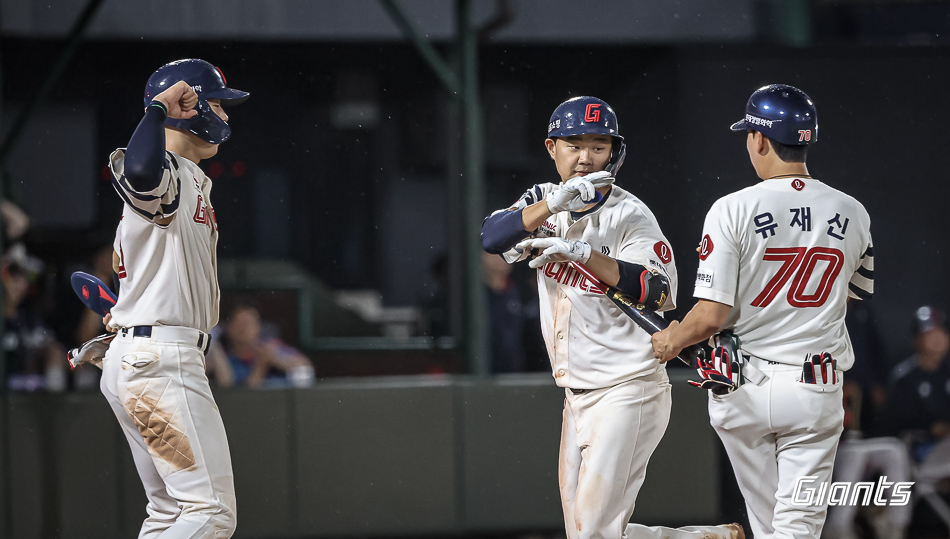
[151,80,199,120]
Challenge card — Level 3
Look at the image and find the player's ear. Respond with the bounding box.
[755,132,771,156]
[545,138,557,160]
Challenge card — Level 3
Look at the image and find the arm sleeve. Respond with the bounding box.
[481,208,532,254]
[693,199,740,307]
[484,184,549,264]
[848,237,874,300]
[124,105,168,192]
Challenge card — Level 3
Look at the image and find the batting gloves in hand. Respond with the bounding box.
[516,237,592,269]
[689,332,742,395]
[66,333,115,370]
[545,171,615,213]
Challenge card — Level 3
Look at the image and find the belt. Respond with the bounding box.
[119,325,212,354]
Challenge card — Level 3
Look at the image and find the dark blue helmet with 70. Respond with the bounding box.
[730,84,817,146]
[144,59,249,145]
[547,96,626,177]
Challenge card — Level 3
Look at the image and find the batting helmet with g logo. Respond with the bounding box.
[730,84,817,146]
[547,96,626,177]
[144,59,249,145]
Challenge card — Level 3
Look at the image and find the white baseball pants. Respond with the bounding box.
[101,328,237,538]
[560,369,738,539]
[709,360,844,539]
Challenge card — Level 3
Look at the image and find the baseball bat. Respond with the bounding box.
[569,261,703,369]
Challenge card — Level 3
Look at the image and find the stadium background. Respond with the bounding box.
[1,1,949,537]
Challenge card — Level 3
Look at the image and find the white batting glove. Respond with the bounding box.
[516,238,592,269]
[546,171,615,213]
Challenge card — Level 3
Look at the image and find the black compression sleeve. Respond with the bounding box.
[124,103,168,192]
[481,209,532,254]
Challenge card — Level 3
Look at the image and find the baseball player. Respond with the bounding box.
[481,96,743,539]
[652,84,874,538]
[100,59,248,538]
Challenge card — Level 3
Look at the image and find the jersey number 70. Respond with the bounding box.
[751,247,844,308]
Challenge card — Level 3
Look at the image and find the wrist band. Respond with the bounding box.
[148,101,168,117]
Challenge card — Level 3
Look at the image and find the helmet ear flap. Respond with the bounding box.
[164,98,232,144]
[607,140,626,177]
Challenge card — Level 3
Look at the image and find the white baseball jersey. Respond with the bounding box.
[694,176,873,370]
[108,149,220,333]
[501,183,678,389]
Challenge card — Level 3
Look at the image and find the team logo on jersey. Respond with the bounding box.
[193,195,217,231]
[698,234,714,260]
[653,241,672,264]
[792,178,805,191]
[542,262,603,294]
[539,220,557,237]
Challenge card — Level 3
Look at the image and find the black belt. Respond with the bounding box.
[570,388,589,395]
[121,326,212,354]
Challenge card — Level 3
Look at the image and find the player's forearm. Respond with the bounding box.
[584,251,620,287]
[668,299,731,351]
[521,200,554,231]
[124,103,168,192]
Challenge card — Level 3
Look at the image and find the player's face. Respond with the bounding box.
[545,135,613,182]
[207,99,229,122]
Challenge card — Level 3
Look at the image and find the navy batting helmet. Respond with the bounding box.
[144,59,249,145]
[730,84,817,146]
[547,96,626,176]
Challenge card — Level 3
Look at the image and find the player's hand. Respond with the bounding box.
[151,80,198,120]
[651,322,682,363]
[546,171,614,213]
[102,313,118,333]
[516,238,591,269]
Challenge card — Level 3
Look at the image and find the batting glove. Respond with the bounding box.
[546,171,615,213]
[689,332,742,395]
[66,333,115,370]
[801,352,837,386]
[515,237,592,269]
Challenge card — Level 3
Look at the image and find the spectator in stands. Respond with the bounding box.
[825,369,912,538]
[883,306,950,485]
[2,243,66,391]
[213,305,314,388]
[483,252,526,373]
[419,254,450,339]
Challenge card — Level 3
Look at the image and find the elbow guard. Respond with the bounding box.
[616,261,670,311]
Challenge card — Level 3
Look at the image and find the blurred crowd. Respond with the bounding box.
[825,303,950,539]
